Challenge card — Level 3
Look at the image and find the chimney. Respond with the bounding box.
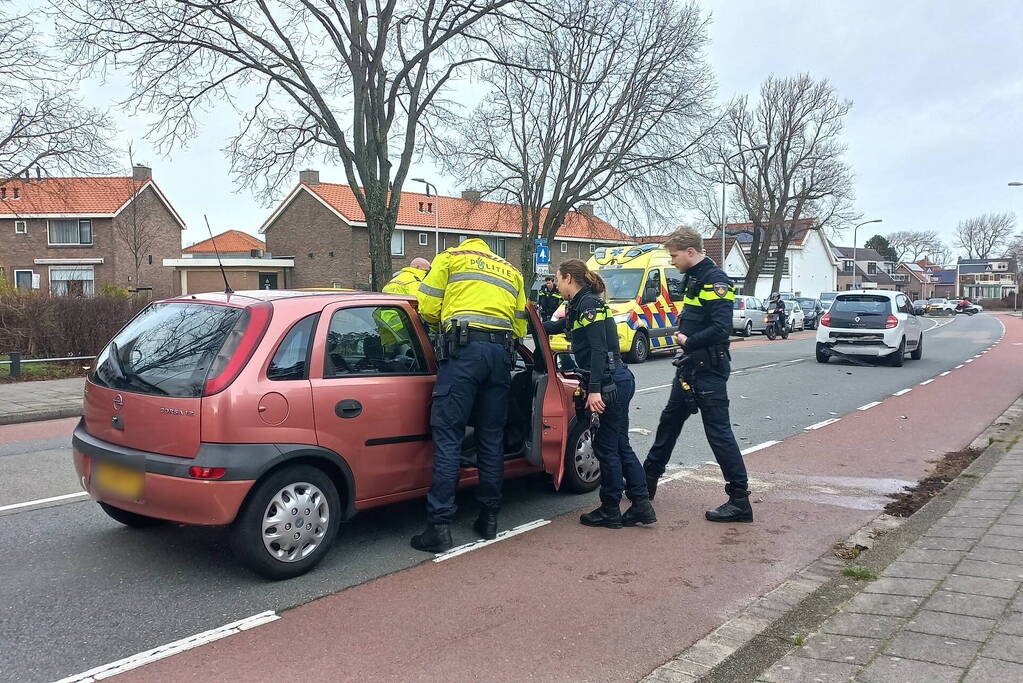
[299,169,320,186]
[132,165,152,182]
[577,203,594,216]
[461,189,481,203]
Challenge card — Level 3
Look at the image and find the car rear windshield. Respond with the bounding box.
[597,268,645,301]
[794,298,815,310]
[832,295,891,315]
[90,302,244,398]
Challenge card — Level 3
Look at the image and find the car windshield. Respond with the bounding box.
[91,302,244,398]
[832,295,891,315]
[928,298,946,304]
[913,300,926,306]
[819,291,838,302]
[596,268,645,301]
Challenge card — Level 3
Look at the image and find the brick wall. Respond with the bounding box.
[110,186,184,298]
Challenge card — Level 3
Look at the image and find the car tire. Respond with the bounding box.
[560,418,601,494]
[230,465,340,581]
[815,343,829,364]
[742,321,753,337]
[910,333,923,360]
[98,502,165,528]
[889,337,906,367]
[626,331,649,364]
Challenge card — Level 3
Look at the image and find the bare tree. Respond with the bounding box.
[1004,232,1023,271]
[954,212,1016,259]
[885,229,943,262]
[434,0,717,283]
[55,0,544,290]
[720,74,856,294]
[925,242,953,266]
[0,1,115,185]
[113,148,160,293]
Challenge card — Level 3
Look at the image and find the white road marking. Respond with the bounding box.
[965,359,974,363]
[805,418,841,431]
[740,440,779,455]
[920,379,934,385]
[56,611,280,682]
[760,363,777,368]
[893,388,912,396]
[858,401,881,411]
[636,383,673,394]
[0,491,89,514]
[786,358,805,364]
[433,519,550,563]
[628,427,652,436]
[940,371,951,376]
[955,364,965,369]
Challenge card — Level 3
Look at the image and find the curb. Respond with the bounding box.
[642,393,1023,683]
[0,405,83,426]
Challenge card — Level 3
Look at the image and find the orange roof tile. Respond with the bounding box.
[185,230,266,254]
[0,177,149,214]
[284,182,633,242]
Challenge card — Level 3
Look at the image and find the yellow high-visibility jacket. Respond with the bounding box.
[382,266,428,296]
[417,238,527,338]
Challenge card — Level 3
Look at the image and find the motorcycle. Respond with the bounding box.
[954,303,980,316]
[763,305,789,340]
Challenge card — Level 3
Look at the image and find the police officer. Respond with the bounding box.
[544,260,655,528]
[382,257,431,295]
[537,275,563,320]
[642,228,752,523]
[410,238,527,552]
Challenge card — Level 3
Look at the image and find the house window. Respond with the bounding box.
[481,236,507,258]
[390,230,404,256]
[560,242,568,253]
[48,219,93,246]
[14,270,34,290]
[49,265,95,296]
[867,262,877,275]
[843,260,853,273]
[589,243,596,254]
[15,220,26,234]
[418,233,429,246]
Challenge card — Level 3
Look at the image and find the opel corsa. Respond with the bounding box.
[73,290,599,579]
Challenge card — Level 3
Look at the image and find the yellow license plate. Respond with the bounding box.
[92,461,144,500]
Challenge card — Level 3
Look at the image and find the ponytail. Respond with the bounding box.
[558,259,606,296]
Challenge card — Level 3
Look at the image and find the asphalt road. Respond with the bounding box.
[0,314,1004,683]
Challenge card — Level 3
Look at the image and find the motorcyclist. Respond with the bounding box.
[767,292,787,333]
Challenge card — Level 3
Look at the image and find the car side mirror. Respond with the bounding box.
[642,285,659,304]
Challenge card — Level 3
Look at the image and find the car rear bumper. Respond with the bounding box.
[816,328,900,356]
[73,420,255,525]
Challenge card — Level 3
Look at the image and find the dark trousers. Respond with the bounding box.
[645,359,749,493]
[426,341,511,524]
[593,365,649,504]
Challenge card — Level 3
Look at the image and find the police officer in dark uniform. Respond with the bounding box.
[537,276,563,320]
[642,228,752,523]
[544,259,655,528]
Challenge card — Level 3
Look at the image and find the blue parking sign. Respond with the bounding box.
[536,245,550,264]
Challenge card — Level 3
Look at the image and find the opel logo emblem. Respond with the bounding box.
[113,394,124,412]
[854,316,861,323]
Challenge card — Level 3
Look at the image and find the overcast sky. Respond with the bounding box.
[24,1,1023,252]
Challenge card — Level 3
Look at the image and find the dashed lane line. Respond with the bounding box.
[740,440,780,456]
[920,379,935,386]
[940,371,951,377]
[636,383,673,394]
[858,401,881,411]
[955,364,965,369]
[893,388,912,396]
[0,491,88,514]
[805,418,841,431]
[56,611,280,682]
[433,519,550,563]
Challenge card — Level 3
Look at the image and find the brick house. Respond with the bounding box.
[259,170,634,290]
[830,245,897,291]
[894,262,938,300]
[957,257,1019,299]
[164,229,294,295]
[0,166,185,297]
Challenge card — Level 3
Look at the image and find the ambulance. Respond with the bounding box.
[548,243,685,363]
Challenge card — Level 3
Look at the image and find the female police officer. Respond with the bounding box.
[543,260,656,528]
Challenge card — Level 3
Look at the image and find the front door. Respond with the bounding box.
[309,302,435,503]
[258,272,279,289]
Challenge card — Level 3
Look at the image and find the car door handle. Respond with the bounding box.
[335,399,362,418]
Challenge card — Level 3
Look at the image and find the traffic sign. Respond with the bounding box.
[536,263,550,276]
[536,245,550,264]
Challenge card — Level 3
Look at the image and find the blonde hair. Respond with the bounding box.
[558,259,606,296]
[663,227,704,252]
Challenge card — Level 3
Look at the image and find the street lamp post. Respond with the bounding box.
[1009,183,1022,312]
[411,177,440,256]
[852,218,883,289]
[720,145,769,273]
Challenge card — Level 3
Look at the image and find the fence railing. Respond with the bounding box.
[0,352,96,379]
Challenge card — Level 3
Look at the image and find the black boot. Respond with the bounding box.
[580,502,623,529]
[643,461,660,500]
[622,497,657,526]
[410,524,453,552]
[705,487,753,523]
[473,508,498,540]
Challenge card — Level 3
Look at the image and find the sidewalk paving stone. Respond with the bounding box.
[861,577,939,597]
[896,548,966,565]
[883,561,953,580]
[881,631,981,667]
[905,609,996,641]
[955,558,1023,580]
[963,657,1023,682]
[820,612,905,639]
[843,592,922,617]
[758,656,859,683]
[979,633,1023,664]
[980,534,1023,550]
[857,655,963,683]
[922,591,1008,618]
[797,633,881,666]
[940,574,1020,598]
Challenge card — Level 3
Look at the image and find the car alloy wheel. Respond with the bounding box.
[574,425,600,485]
[261,481,330,562]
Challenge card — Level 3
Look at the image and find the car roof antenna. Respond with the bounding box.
[204,214,234,294]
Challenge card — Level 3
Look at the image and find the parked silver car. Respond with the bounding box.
[733,295,768,336]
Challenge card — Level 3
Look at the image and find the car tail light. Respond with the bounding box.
[820,312,831,327]
[885,314,899,329]
[189,466,227,479]
[737,299,746,310]
[203,302,272,396]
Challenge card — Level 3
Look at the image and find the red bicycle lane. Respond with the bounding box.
[114,316,1022,683]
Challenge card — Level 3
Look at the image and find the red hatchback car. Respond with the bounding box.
[73,290,599,579]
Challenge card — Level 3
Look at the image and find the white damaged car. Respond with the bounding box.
[816,291,923,367]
